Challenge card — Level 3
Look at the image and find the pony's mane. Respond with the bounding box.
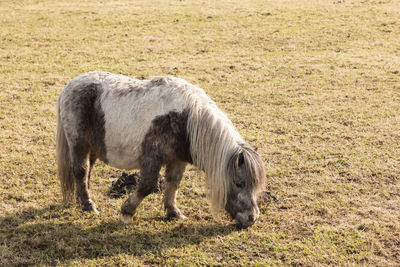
[177,80,265,211]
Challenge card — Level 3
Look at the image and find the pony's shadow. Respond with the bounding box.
[0,204,237,265]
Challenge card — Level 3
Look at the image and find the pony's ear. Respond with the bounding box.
[237,152,245,167]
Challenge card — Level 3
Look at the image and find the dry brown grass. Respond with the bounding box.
[1,0,399,265]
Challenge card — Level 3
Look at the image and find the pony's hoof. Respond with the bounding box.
[82,199,99,214]
[166,210,186,220]
[121,213,134,224]
[82,207,99,214]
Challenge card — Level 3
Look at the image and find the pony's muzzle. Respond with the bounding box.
[235,208,260,228]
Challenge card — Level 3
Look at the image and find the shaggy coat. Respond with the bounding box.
[57,71,265,227]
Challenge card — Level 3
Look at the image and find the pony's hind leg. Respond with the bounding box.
[164,161,187,220]
[87,152,97,190]
[120,160,162,223]
[70,140,99,213]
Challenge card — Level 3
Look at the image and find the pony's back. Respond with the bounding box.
[58,72,215,170]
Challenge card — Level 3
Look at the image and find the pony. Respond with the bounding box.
[56,71,266,228]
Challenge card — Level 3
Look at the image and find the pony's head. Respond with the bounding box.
[225,144,266,228]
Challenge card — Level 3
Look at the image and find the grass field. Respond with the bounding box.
[1,0,399,265]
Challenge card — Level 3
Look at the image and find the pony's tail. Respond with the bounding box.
[56,98,75,204]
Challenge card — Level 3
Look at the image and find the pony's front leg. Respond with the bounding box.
[164,161,187,220]
[120,160,162,223]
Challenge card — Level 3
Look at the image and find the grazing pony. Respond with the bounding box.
[56,71,265,228]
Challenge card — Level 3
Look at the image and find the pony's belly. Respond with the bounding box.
[106,149,140,170]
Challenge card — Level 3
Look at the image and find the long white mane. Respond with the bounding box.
[188,106,243,211]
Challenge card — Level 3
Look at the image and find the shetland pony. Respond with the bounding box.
[56,71,265,228]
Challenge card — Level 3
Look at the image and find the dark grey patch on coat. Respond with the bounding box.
[141,109,192,164]
[64,82,108,163]
[135,109,192,198]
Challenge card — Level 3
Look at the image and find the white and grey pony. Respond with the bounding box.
[56,71,265,228]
